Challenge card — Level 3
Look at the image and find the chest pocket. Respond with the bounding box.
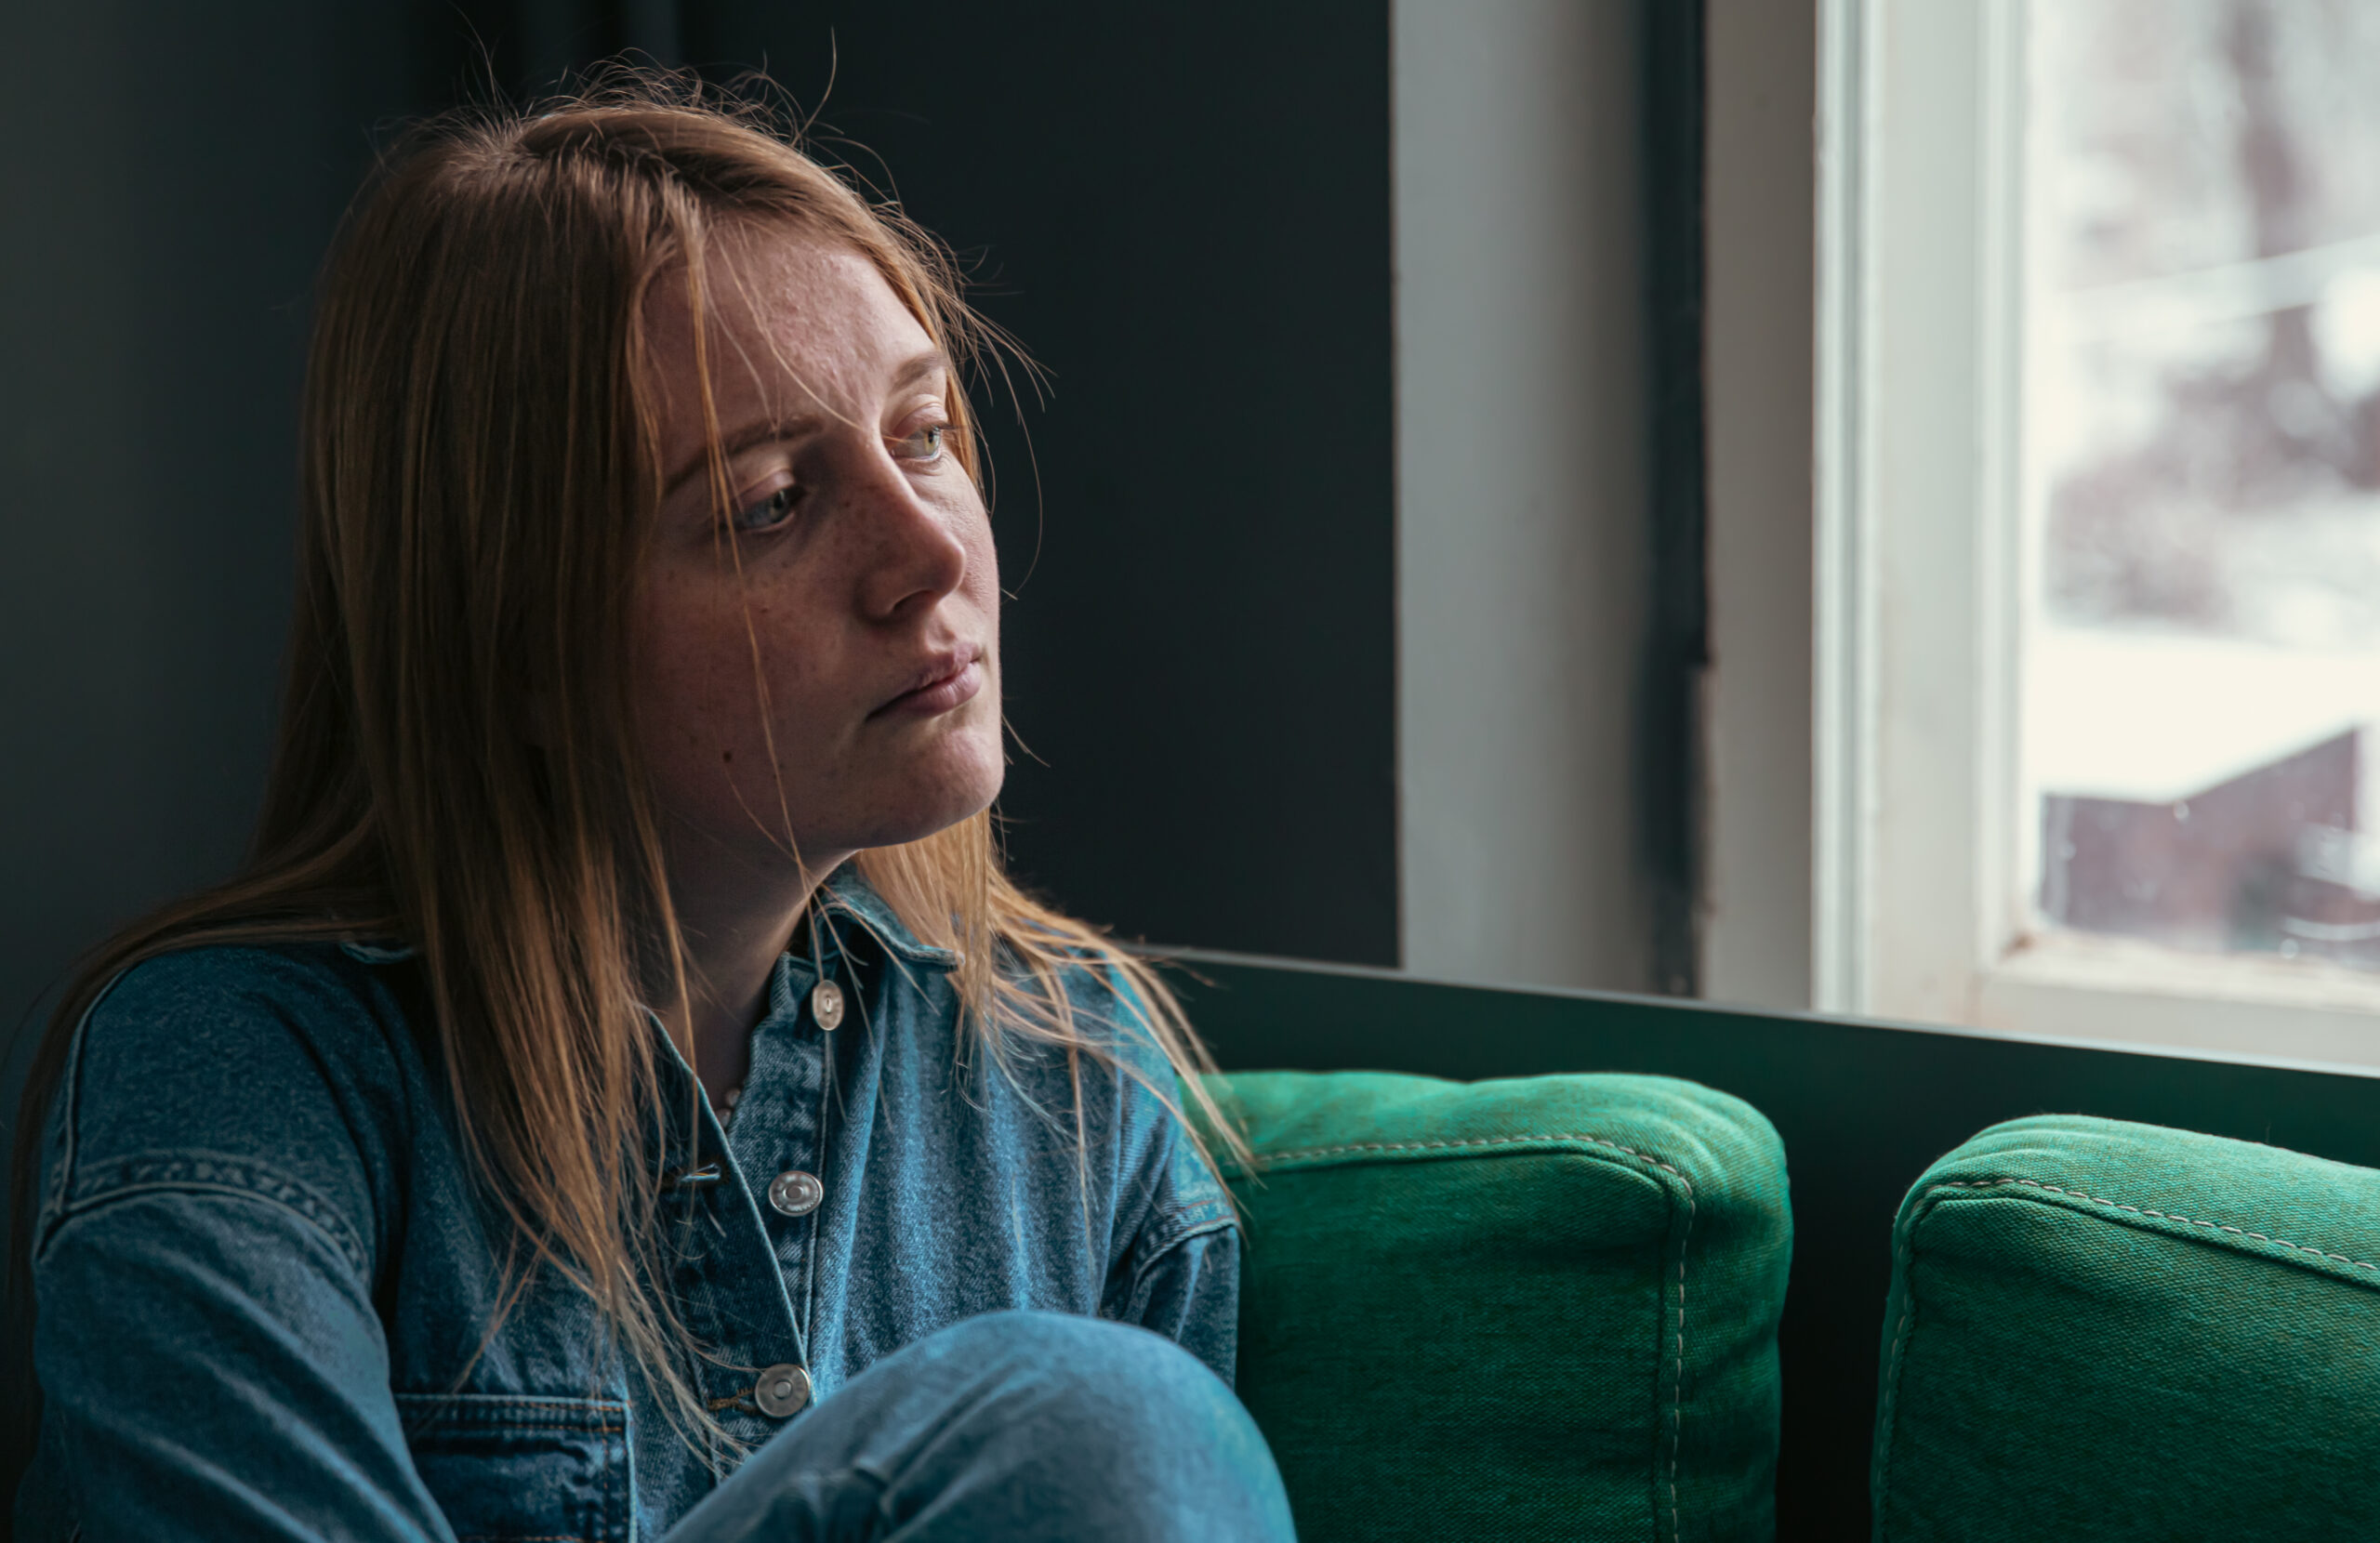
[395,1393,629,1543]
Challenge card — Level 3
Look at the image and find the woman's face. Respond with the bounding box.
[634,229,1003,881]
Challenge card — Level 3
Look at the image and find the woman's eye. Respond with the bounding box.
[897,423,951,464]
[730,481,800,533]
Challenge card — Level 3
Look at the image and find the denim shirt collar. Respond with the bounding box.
[815,864,959,969]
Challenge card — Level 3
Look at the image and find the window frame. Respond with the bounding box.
[1812,0,2380,1067]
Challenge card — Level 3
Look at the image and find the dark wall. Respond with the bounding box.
[0,1,1397,1084]
[0,4,424,1066]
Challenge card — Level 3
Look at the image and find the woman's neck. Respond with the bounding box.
[662,842,854,1097]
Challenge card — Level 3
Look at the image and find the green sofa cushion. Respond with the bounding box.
[1872,1115,2380,1539]
[1205,1070,1792,1542]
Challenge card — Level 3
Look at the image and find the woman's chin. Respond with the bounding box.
[845,753,1006,853]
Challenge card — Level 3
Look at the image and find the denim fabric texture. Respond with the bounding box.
[1871,1114,2380,1541]
[661,1309,1293,1541]
[15,870,1239,1543]
[1206,1069,1791,1543]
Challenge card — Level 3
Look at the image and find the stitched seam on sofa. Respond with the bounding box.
[1659,1155,1695,1543]
[1871,1188,1945,1541]
[1256,1131,1698,1185]
[1935,1177,2380,1277]
[1260,1130,1698,1536]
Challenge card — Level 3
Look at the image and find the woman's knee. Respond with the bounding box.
[693,1312,1293,1541]
[894,1312,1290,1534]
[931,1310,1211,1387]
[904,1312,1227,1432]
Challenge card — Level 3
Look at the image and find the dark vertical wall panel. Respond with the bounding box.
[685,6,1400,964]
[0,3,429,1054]
[1642,0,1711,996]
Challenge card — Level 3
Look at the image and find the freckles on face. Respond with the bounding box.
[631,230,1005,868]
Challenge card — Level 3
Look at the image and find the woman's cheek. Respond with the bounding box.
[632,587,774,827]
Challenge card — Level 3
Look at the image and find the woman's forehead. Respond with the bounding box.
[673,230,934,389]
[641,228,946,470]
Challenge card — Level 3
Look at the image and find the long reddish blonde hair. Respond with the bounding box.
[7,73,1242,1451]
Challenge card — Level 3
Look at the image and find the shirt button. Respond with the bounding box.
[810,979,845,1031]
[767,1169,824,1217]
[754,1363,811,1418]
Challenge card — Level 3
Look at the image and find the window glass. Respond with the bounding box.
[2025,0,2380,970]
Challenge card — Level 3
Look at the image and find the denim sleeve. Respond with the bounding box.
[1082,967,1243,1385]
[25,949,455,1543]
[32,1190,456,1542]
[1117,1221,1241,1386]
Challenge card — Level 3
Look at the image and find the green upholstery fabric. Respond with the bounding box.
[1204,1070,1791,1543]
[1872,1115,2380,1540]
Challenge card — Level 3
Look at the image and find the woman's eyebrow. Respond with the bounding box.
[660,412,820,497]
[886,350,949,395]
[663,352,951,496]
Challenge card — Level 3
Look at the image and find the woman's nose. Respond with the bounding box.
[847,445,970,622]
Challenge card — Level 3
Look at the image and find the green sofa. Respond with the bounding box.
[1210,1070,1792,1542]
[1175,954,2380,1541]
[1871,1115,2380,1540]
[1210,1068,2380,1543]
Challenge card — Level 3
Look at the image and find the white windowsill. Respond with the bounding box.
[1982,931,2380,1067]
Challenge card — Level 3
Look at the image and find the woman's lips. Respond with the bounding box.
[873,654,984,719]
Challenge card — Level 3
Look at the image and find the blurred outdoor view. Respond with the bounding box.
[2026,0,2380,973]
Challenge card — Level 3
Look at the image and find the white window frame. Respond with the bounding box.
[1814,0,2380,1067]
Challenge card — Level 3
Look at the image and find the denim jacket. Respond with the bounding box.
[14,872,1237,1542]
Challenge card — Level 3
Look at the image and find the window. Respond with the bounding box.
[1819,0,2380,1062]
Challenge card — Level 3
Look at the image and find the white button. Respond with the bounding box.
[754,1363,811,1418]
[810,979,845,1031]
[767,1169,824,1217]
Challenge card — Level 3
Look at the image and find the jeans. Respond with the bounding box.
[662,1311,1297,1542]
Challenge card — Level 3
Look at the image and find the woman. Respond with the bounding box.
[8,77,1294,1542]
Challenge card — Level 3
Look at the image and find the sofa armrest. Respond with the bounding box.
[1873,1114,2380,1539]
[1206,1069,1791,1543]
